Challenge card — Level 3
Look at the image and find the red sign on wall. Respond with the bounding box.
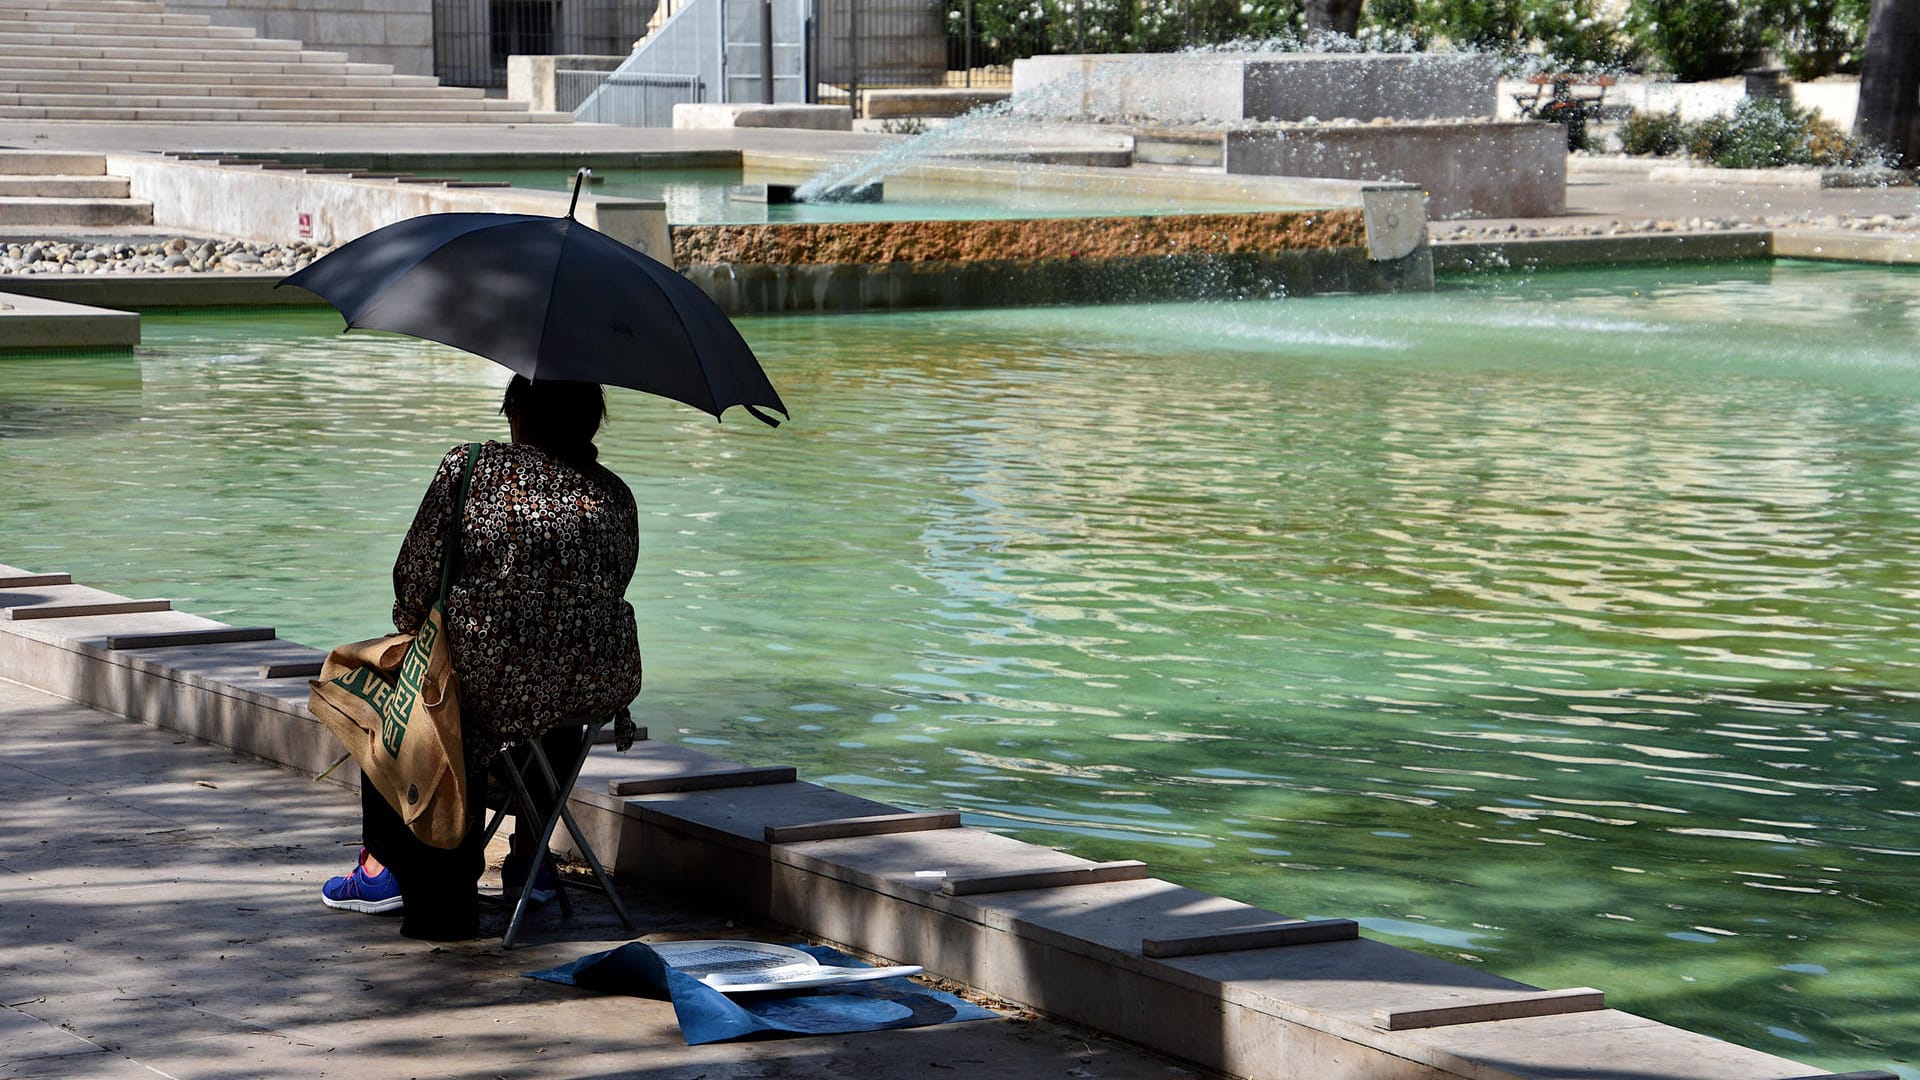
[297,212,313,238]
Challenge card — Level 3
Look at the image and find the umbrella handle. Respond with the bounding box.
[568,168,592,218]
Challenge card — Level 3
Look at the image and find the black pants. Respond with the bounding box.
[362,725,585,941]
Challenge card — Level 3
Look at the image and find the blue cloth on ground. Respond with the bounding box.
[525,942,996,1045]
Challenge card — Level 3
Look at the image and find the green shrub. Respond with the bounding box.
[1620,108,1688,156]
[1626,0,1759,81]
[1805,114,1893,168]
[948,0,1307,61]
[1620,97,1887,169]
[1685,97,1815,167]
[1359,0,1625,70]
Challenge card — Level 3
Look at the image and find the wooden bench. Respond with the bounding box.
[1513,73,1617,120]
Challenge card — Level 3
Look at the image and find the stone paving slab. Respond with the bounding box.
[0,675,1210,1080]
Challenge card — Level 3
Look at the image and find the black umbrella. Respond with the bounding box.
[279,173,787,427]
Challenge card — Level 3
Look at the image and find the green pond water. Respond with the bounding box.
[4,260,1917,1076]
[453,165,1278,224]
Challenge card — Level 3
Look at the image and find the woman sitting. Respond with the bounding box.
[322,375,644,940]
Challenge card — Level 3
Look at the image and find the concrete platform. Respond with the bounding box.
[0,288,135,349]
[0,561,1864,1080]
[0,677,1203,1080]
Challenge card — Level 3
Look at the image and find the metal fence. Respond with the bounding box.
[564,70,702,122]
[443,0,1273,105]
[571,0,808,124]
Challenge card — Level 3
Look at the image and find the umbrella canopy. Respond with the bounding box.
[280,206,787,427]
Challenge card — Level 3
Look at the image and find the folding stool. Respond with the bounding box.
[481,714,635,947]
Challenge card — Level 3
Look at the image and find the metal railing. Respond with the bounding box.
[569,70,704,125]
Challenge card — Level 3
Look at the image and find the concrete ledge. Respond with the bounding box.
[1645,162,1912,189]
[0,560,1842,1080]
[0,272,316,308]
[104,153,671,261]
[1772,227,1920,264]
[0,288,137,349]
[1432,230,1773,272]
[1134,128,1225,168]
[673,103,853,131]
[861,86,1010,119]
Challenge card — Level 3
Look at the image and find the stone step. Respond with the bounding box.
[0,27,309,49]
[1,55,369,76]
[0,55,420,80]
[0,174,129,197]
[0,90,530,112]
[0,15,254,39]
[0,8,220,29]
[0,104,565,123]
[0,196,154,227]
[0,38,344,63]
[0,0,168,12]
[0,75,482,98]
[0,151,105,176]
[0,0,168,13]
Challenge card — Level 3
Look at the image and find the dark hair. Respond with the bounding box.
[500,375,606,462]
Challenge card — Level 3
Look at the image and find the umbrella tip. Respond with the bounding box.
[567,168,592,218]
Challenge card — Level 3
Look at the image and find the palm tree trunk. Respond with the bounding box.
[1855,0,1920,166]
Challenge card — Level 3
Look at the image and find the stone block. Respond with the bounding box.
[508,53,623,112]
[861,86,1009,119]
[102,155,669,262]
[1014,52,1500,124]
[0,291,138,350]
[1225,121,1566,219]
[672,103,852,130]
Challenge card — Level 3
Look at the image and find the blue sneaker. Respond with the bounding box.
[322,849,404,914]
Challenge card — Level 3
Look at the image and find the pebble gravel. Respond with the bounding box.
[0,237,331,276]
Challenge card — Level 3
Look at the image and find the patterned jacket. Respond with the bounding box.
[393,441,644,765]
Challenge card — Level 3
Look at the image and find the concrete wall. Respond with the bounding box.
[1495,75,1861,129]
[1012,53,1499,123]
[102,155,671,263]
[1226,122,1567,220]
[167,0,435,76]
[680,248,1435,316]
[1244,53,1499,121]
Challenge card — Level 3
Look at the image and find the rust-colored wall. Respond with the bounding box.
[672,210,1367,268]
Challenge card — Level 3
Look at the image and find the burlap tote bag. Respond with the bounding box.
[308,442,478,850]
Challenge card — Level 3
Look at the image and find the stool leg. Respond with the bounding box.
[559,722,633,930]
[497,750,551,948]
[498,722,634,944]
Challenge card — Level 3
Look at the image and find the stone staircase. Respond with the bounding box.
[0,0,571,123]
[0,151,153,231]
